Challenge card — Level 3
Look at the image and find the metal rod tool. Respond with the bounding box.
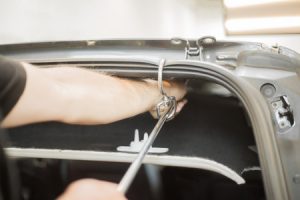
[117,59,177,193]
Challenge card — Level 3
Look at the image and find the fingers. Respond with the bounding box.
[149,98,188,119]
[143,79,187,101]
[164,80,187,101]
[144,79,188,119]
[175,99,188,114]
[57,179,127,200]
[149,108,158,119]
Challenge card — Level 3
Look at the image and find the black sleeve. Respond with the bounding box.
[0,56,27,118]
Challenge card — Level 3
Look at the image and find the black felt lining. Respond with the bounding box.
[7,94,259,173]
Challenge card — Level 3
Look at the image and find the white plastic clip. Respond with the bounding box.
[117,129,169,154]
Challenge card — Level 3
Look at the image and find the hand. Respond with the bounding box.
[149,98,188,119]
[147,80,188,119]
[57,179,127,200]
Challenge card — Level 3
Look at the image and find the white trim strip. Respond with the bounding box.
[5,147,245,184]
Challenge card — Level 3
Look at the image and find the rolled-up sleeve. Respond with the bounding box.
[0,56,26,118]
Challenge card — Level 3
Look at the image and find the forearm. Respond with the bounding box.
[46,67,162,124]
[2,64,162,127]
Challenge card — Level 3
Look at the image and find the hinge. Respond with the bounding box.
[171,36,216,60]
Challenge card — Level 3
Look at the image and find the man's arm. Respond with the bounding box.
[1,63,186,127]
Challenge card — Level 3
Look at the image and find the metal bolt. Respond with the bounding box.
[202,37,216,45]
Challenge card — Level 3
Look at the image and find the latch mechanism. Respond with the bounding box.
[171,36,216,60]
[271,95,294,132]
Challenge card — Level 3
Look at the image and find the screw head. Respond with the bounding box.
[199,36,216,45]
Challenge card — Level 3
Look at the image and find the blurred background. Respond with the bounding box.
[0,0,299,51]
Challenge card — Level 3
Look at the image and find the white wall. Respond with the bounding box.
[0,0,299,52]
